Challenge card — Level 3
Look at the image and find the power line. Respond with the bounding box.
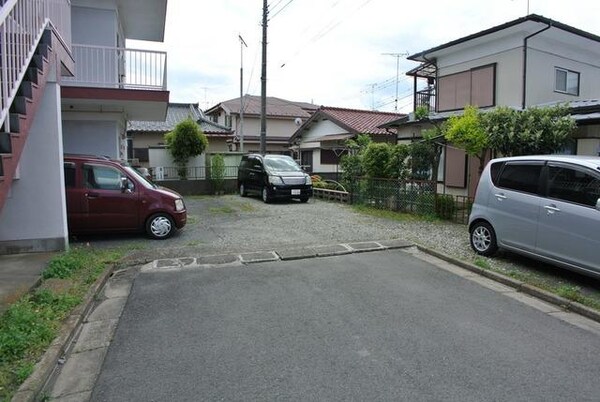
[269,0,295,20]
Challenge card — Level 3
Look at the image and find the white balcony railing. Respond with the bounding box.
[62,44,167,91]
[0,0,71,132]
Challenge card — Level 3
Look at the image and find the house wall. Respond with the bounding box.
[526,37,600,106]
[0,82,68,253]
[62,119,120,158]
[436,43,523,109]
[235,116,300,138]
[578,138,600,156]
[296,120,349,174]
[71,5,117,46]
[435,30,600,110]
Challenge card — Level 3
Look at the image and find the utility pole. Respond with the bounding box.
[260,0,268,155]
[239,34,247,153]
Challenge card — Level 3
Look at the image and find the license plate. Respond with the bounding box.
[291,189,301,195]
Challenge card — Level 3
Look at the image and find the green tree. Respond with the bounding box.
[445,105,489,175]
[387,144,410,179]
[363,143,391,178]
[210,153,226,194]
[164,118,209,179]
[484,105,575,156]
[340,134,371,186]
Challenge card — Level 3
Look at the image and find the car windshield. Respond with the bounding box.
[264,157,302,172]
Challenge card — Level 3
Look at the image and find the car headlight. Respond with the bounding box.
[269,176,284,185]
[305,175,312,185]
[174,198,185,211]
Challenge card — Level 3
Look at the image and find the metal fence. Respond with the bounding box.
[346,177,473,224]
[153,166,239,181]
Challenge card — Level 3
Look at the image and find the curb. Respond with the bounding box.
[415,245,600,323]
[10,240,600,401]
[11,263,117,402]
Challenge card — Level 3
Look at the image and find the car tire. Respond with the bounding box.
[262,187,271,203]
[300,197,309,203]
[146,213,175,239]
[469,221,498,256]
[239,183,247,197]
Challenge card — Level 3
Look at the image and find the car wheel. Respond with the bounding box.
[262,187,271,203]
[239,183,247,197]
[469,221,498,256]
[300,197,309,203]
[146,213,175,239]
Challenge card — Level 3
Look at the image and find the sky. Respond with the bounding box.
[130,0,600,114]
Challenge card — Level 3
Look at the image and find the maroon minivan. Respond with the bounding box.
[63,155,186,239]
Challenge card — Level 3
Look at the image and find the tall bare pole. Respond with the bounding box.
[239,34,247,153]
[260,0,268,155]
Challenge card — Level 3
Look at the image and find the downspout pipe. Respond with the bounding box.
[522,22,552,109]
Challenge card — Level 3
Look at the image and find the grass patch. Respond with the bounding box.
[0,247,123,401]
[351,204,434,222]
[473,258,491,269]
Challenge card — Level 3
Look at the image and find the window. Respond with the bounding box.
[554,68,579,96]
[83,165,123,190]
[547,165,600,207]
[225,115,232,128]
[320,149,346,165]
[64,163,76,188]
[438,64,495,112]
[497,163,543,195]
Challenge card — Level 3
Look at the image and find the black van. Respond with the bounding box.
[237,154,313,203]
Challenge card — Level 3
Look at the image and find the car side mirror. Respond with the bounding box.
[120,177,132,193]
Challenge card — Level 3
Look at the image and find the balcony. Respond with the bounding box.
[415,87,436,113]
[62,44,167,91]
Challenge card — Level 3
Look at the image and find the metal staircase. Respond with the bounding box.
[0,0,64,212]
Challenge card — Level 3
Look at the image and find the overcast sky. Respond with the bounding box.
[130,0,600,113]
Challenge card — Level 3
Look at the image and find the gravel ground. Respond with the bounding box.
[75,194,600,304]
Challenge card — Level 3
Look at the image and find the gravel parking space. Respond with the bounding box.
[74,194,600,305]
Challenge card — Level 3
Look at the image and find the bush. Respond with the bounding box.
[435,194,457,220]
[210,154,226,194]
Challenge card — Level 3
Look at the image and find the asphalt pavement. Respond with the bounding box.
[80,249,600,402]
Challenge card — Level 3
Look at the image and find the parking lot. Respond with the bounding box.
[73,194,600,306]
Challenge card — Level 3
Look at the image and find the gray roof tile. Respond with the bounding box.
[128,103,232,135]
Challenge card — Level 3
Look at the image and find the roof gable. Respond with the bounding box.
[205,95,318,119]
[290,106,405,143]
[409,14,600,62]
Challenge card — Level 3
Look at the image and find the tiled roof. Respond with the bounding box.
[319,107,404,135]
[128,103,232,135]
[206,95,318,118]
[290,106,405,143]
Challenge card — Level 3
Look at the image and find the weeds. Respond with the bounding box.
[0,247,123,401]
[474,258,490,269]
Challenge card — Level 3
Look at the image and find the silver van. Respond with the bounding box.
[468,155,600,278]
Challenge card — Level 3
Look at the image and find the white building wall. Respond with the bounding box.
[437,45,523,109]
[526,42,600,106]
[71,5,117,46]
[0,82,68,252]
[578,139,600,156]
[301,120,347,141]
[62,119,120,158]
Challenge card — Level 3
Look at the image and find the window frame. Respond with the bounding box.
[554,67,580,96]
[545,162,600,208]
[495,161,544,196]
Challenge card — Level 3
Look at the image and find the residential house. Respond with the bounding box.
[127,102,232,168]
[289,106,404,178]
[205,95,318,154]
[0,0,169,254]
[383,14,600,197]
